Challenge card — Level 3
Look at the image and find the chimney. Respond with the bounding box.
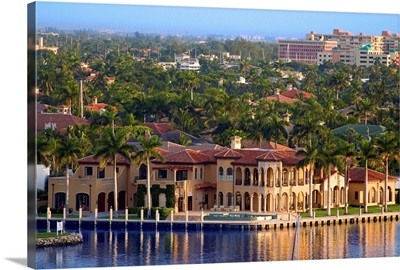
[274,88,280,95]
[230,136,242,150]
[287,84,293,91]
[93,96,97,104]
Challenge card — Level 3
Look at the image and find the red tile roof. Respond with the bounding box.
[143,123,175,135]
[241,140,294,151]
[229,149,302,166]
[85,103,117,112]
[349,167,398,183]
[214,149,244,159]
[37,112,89,133]
[155,149,214,164]
[78,154,131,166]
[266,94,296,104]
[281,89,314,99]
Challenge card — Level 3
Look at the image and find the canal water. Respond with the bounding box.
[36,220,400,269]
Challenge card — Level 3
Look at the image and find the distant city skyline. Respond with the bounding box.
[36,1,400,39]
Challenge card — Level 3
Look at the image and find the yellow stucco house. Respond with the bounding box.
[47,135,396,215]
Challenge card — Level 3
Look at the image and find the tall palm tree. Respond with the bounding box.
[266,113,289,149]
[335,138,358,214]
[94,127,135,217]
[320,133,342,216]
[375,131,400,211]
[58,134,84,216]
[133,132,165,218]
[296,139,324,216]
[358,139,382,213]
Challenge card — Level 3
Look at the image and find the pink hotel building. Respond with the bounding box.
[278,29,400,66]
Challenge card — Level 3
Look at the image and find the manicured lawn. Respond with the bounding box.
[37,232,70,238]
[300,204,400,218]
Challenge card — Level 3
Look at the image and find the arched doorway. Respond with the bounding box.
[118,190,126,210]
[244,192,251,210]
[218,191,224,207]
[312,190,322,209]
[281,193,288,211]
[107,192,114,210]
[54,192,65,209]
[235,192,242,210]
[297,192,305,211]
[97,192,106,212]
[75,193,89,211]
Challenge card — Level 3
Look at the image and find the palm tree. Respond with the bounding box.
[358,139,382,213]
[179,70,200,101]
[296,139,324,216]
[335,138,358,214]
[133,132,165,218]
[94,127,135,217]
[375,131,400,211]
[266,113,289,149]
[320,133,342,216]
[57,134,84,216]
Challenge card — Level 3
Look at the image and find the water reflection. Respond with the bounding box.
[36,221,400,269]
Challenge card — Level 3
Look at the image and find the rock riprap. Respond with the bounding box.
[36,233,83,248]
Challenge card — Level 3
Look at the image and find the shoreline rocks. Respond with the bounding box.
[36,233,83,248]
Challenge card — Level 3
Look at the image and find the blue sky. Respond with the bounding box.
[35,1,400,38]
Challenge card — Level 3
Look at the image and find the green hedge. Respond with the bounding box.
[127,206,174,219]
[136,184,175,208]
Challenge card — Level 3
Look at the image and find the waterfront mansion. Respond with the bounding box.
[47,135,398,214]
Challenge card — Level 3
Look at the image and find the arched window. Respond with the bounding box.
[290,168,296,186]
[267,168,273,187]
[244,168,251,186]
[218,167,224,181]
[282,169,288,186]
[260,168,265,187]
[253,169,258,186]
[235,168,242,185]
[227,168,233,181]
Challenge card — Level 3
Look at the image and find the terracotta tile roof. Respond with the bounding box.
[229,149,301,166]
[349,167,398,183]
[266,94,296,104]
[85,103,117,112]
[255,151,285,161]
[241,140,294,151]
[281,89,314,99]
[214,149,244,159]
[78,154,131,166]
[154,149,214,164]
[37,112,89,133]
[143,123,175,135]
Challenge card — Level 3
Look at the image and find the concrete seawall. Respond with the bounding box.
[36,211,400,232]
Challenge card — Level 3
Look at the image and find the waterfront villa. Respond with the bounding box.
[46,131,397,215]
